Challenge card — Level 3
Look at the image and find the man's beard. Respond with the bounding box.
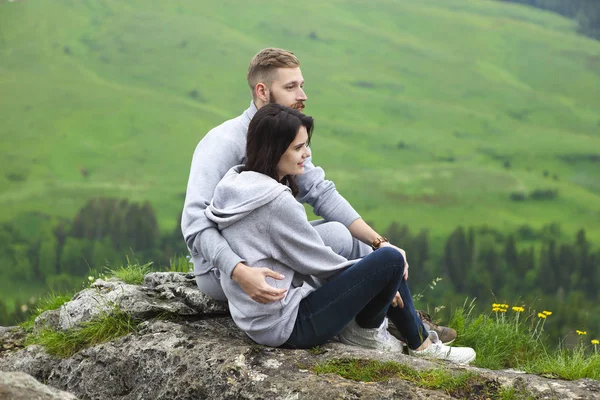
[269,92,305,113]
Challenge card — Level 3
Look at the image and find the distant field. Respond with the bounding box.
[1,0,599,246]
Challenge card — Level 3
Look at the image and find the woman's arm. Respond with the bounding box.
[267,193,353,278]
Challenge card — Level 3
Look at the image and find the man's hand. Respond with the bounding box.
[379,242,409,281]
[231,262,287,303]
[391,291,404,308]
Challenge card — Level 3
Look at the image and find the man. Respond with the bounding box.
[181,48,456,344]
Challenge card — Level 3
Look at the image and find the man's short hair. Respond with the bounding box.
[247,48,300,100]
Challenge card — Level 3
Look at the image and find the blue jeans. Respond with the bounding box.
[283,247,428,350]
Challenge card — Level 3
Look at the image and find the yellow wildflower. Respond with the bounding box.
[492,303,499,308]
[512,306,525,313]
[498,308,507,313]
[492,307,501,312]
[592,339,599,345]
[542,310,552,316]
[537,313,547,319]
[576,330,587,335]
[501,304,509,308]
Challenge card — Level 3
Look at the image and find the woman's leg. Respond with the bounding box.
[386,280,428,350]
[284,247,411,348]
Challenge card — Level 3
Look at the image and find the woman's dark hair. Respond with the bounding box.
[245,103,314,196]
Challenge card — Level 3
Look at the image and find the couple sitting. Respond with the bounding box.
[182,47,474,363]
[202,103,475,364]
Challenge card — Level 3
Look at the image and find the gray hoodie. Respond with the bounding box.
[206,166,358,347]
[181,101,361,279]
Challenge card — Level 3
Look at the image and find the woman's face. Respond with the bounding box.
[276,125,311,181]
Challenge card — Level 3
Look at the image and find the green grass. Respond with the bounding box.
[26,306,139,358]
[19,291,73,332]
[105,261,152,285]
[314,358,513,398]
[449,300,544,370]
[449,299,600,380]
[0,0,599,245]
[526,345,600,380]
[167,255,192,273]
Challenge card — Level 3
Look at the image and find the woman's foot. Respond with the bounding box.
[417,311,457,345]
[339,318,404,352]
[409,331,476,364]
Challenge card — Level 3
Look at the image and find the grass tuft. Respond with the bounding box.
[450,299,599,380]
[314,358,536,398]
[526,346,600,380]
[19,291,73,332]
[449,301,543,370]
[106,261,153,285]
[167,255,192,273]
[315,358,475,392]
[26,306,139,358]
[498,386,537,400]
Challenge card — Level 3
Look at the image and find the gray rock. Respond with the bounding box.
[0,370,78,400]
[34,309,60,334]
[0,344,59,383]
[36,273,228,331]
[3,273,598,399]
[0,326,26,353]
[1,316,599,399]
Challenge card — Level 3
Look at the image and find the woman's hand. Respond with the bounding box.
[379,242,409,281]
[391,291,404,308]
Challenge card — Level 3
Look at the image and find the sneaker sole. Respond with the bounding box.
[459,352,476,365]
[338,334,405,353]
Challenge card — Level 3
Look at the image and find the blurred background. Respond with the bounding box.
[1,0,599,342]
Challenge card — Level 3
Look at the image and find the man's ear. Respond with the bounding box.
[255,83,269,103]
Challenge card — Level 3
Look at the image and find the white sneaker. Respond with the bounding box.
[339,318,404,353]
[409,331,476,364]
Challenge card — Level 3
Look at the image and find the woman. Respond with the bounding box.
[205,104,475,364]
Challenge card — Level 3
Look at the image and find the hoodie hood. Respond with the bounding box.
[206,165,291,229]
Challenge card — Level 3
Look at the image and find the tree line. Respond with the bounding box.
[497,0,600,40]
[383,221,599,340]
[0,198,598,340]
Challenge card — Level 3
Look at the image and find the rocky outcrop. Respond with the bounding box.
[1,273,599,399]
[35,273,228,333]
[0,370,78,400]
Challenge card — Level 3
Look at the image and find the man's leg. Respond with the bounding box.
[195,268,227,301]
[310,219,371,259]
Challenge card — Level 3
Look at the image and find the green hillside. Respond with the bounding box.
[1,0,599,245]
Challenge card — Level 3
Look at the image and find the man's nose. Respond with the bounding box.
[297,88,307,101]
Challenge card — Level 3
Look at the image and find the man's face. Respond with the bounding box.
[267,67,307,112]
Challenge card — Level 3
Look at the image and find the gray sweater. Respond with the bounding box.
[206,166,358,346]
[181,101,361,278]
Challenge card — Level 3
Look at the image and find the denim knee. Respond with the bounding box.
[375,247,405,271]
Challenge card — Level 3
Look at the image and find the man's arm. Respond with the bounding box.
[296,157,409,280]
[296,158,361,228]
[181,124,286,301]
[182,131,245,276]
[348,218,409,281]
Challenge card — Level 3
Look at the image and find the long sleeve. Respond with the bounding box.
[267,193,353,279]
[181,125,246,277]
[296,156,361,228]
